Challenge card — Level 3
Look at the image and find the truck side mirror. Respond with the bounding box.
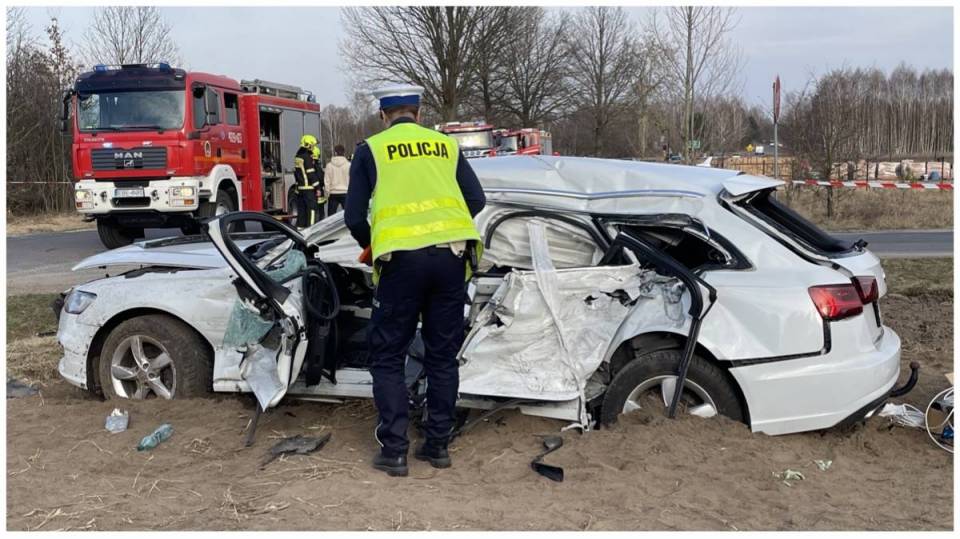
[60,91,72,133]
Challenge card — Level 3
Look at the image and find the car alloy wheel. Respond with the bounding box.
[621,374,718,418]
[109,334,177,399]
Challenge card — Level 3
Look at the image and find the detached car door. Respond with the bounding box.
[207,212,311,409]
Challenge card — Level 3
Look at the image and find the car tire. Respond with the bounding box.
[97,220,139,249]
[98,314,212,400]
[600,349,744,425]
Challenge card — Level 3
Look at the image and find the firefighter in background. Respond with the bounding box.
[293,135,324,227]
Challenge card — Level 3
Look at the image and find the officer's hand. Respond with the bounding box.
[358,246,373,266]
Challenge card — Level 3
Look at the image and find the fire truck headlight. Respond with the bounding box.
[75,189,94,209]
[169,186,195,198]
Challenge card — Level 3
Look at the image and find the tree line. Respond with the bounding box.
[6,5,953,216]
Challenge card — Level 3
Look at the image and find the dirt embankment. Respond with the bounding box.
[5,293,953,531]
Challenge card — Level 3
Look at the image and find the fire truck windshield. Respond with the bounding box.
[448,130,493,150]
[77,90,184,132]
[498,135,519,152]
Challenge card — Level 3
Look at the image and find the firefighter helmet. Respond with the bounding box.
[300,134,318,148]
[312,146,321,160]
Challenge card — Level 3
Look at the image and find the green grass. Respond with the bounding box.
[881,257,953,297]
[6,293,60,342]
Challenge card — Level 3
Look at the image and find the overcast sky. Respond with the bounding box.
[20,5,954,110]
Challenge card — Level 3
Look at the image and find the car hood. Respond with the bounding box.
[73,236,239,270]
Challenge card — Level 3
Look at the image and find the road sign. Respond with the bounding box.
[687,139,701,150]
[773,75,781,124]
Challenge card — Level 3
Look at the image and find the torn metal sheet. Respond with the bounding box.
[239,342,285,411]
[459,255,683,404]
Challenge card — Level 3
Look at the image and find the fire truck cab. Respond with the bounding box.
[65,63,321,248]
[494,128,555,156]
[435,121,497,159]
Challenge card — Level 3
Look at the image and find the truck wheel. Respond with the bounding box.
[599,349,745,425]
[98,314,212,400]
[97,220,139,249]
[198,189,236,219]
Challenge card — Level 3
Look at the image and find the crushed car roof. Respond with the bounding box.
[470,156,778,215]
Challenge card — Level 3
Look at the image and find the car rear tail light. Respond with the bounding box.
[853,276,879,303]
[809,285,863,321]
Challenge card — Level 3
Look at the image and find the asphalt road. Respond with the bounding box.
[5,227,953,294]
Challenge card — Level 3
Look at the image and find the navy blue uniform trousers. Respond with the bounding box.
[369,246,466,457]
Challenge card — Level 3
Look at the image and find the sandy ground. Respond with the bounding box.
[5,295,954,531]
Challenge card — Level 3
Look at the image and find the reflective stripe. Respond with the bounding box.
[373,218,477,247]
[306,168,316,172]
[374,196,467,223]
[297,185,316,190]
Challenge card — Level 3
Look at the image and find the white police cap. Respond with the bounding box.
[371,84,424,109]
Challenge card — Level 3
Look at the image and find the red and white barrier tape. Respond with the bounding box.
[792,179,953,190]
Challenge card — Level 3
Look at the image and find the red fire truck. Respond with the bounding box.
[493,128,555,156]
[64,63,321,248]
[435,120,497,159]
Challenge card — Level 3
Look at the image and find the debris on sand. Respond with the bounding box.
[773,469,805,486]
[7,378,38,399]
[105,409,129,433]
[261,433,332,468]
[813,459,833,471]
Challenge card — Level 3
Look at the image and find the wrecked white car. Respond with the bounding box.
[56,156,916,435]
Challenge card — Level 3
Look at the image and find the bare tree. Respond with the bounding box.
[81,6,180,67]
[629,38,668,157]
[499,8,571,126]
[7,13,81,214]
[650,6,740,163]
[566,6,639,156]
[340,6,513,121]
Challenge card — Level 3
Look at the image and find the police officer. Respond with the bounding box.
[344,84,486,477]
[293,135,324,228]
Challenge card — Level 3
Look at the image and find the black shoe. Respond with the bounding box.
[415,443,451,469]
[372,453,408,477]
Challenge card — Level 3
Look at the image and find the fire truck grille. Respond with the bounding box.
[91,147,167,171]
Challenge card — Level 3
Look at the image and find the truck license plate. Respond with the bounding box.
[114,188,144,198]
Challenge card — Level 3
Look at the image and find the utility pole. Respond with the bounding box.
[773,74,781,180]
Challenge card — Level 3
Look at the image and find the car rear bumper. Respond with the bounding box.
[729,325,902,435]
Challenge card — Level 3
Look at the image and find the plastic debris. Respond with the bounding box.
[261,433,332,468]
[774,469,805,486]
[878,402,925,428]
[105,408,129,433]
[813,459,833,471]
[137,423,174,451]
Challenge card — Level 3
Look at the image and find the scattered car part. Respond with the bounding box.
[261,433,332,468]
[530,435,564,482]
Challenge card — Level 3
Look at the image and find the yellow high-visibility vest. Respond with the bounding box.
[367,122,481,280]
